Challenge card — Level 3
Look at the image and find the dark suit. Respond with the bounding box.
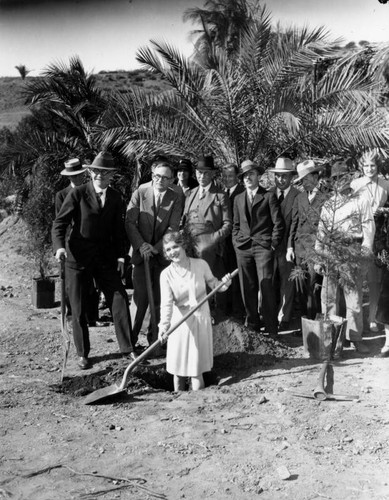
[52,182,133,358]
[232,187,285,334]
[55,186,72,216]
[183,183,232,278]
[288,189,328,319]
[269,186,299,323]
[223,184,246,316]
[125,184,183,345]
[55,184,100,325]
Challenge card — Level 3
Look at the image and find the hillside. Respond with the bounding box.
[0,69,169,130]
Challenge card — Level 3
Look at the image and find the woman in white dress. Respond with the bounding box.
[158,231,231,391]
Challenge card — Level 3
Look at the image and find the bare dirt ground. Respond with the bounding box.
[1,216,389,500]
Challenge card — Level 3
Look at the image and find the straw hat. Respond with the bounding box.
[60,158,86,176]
[293,160,322,183]
[268,157,297,175]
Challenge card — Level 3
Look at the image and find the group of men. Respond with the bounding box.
[52,149,388,369]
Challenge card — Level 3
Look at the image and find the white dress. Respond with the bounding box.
[159,258,221,377]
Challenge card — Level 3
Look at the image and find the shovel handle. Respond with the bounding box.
[144,256,158,340]
[119,268,239,390]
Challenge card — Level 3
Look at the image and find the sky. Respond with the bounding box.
[0,0,389,77]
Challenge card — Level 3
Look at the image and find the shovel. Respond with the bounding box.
[59,256,71,383]
[144,255,158,345]
[83,268,238,404]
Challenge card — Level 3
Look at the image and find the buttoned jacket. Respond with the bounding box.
[52,181,126,266]
[268,186,300,251]
[183,183,232,244]
[232,186,284,250]
[125,184,183,265]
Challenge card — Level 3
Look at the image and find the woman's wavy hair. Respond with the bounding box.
[162,229,198,259]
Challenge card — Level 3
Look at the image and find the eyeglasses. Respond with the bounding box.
[153,173,172,182]
[89,168,112,177]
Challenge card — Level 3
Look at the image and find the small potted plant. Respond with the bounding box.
[22,179,57,308]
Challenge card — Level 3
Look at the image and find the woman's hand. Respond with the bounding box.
[219,273,232,291]
[158,329,168,344]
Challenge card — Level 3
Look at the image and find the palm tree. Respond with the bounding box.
[100,9,389,169]
[15,64,30,79]
[23,56,107,152]
[183,0,261,65]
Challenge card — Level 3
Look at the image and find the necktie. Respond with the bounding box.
[199,188,205,200]
[155,193,161,212]
[249,191,254,205]
[279,190,284,203]
[96,191,103,208]
[226,188,230,197]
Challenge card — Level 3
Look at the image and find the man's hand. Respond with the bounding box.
[117,260,125,279]
[55,248,67,262]
[314,263,325,275]
[286,247,295,263]
[139,243,156,259]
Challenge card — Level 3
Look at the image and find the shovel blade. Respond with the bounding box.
[83,383,125,405]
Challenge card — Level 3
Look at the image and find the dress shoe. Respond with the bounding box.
[380,344,389,357]
[369,322,379,333]
[351,341,370,354]
[78,357,90,370]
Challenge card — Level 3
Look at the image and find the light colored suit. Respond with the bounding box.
[125,184,183,345]
[183,183,232,277]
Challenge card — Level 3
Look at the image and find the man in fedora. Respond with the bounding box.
[173,158,198,197]
[287,159,328,319]
[52,151,135,370]
[315,162,374,354]
[182,155,232,279]
[232,159,284,335]
[55,158,99,327]
[268,158,299,329]
[55,158,86,214]
[126,161,183,353]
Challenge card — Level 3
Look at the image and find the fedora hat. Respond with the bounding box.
[196,156,216,171]
[60,158,86,176]
[84,151,117,170]
[268,157,297,175]
[330,160,349,178]
[238,159,264,178]
[293,160,322,183]
[176,158,193,172]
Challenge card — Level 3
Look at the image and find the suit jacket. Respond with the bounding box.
[55,185,72,216]
[183,183,232,247]
[288,188,328,258]
[52,182,126,266]
[232,186,285,250]
[126,184,183,265]
[268,186,299,252]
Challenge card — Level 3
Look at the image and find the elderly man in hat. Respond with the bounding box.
[287,159,328,320]
[268,158,299,329]
[52,151,135,370]
[126,160,183,354]
[315,161,374,354]
[182,155,232,279]
[55,158,99,326]
[173,158,198,197]
[232,159,284,335]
